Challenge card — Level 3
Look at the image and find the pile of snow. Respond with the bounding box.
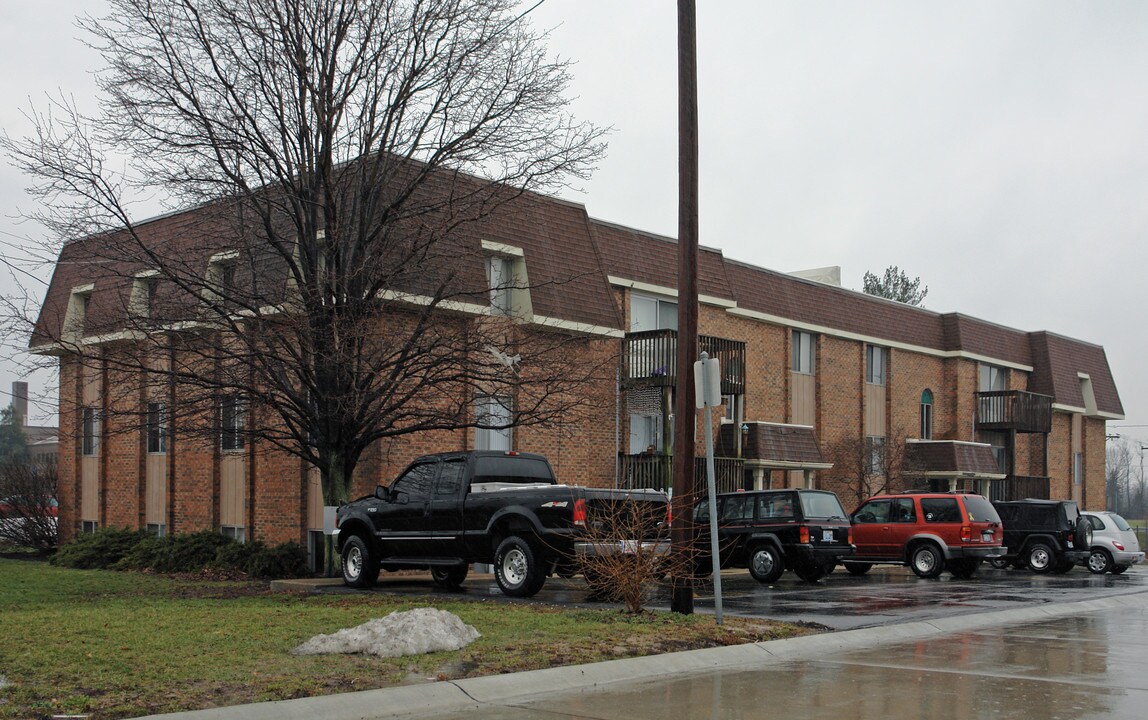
[292,607,480,658]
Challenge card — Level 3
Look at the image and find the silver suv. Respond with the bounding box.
[1081,511,1144,574]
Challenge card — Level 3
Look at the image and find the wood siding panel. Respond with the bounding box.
[864,383,886,437]
[789,371,816,426]
[145,454,167,525]
[220,454,245,527]
[81,456,99,520]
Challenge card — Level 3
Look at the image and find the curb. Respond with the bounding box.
[135,590,1148,720]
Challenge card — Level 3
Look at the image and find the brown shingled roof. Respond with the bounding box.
[904,440,1005,479]
[716,421,830,467]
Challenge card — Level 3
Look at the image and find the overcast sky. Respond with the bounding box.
[2,1,1147,446]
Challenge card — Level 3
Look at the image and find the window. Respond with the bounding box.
[866,436,885,475]
[792,331,816,374]
[920,497,961,523]
[891,498,916,523]
[435,460,466,498]
[719,495,754,522]
[920,389,934,439]
[221,525,245,543]
[487,255,513,316]
[147,402,168,454]
[1074,451,1083,487]
[392,461,437,500]
[979,364,1006,392]
[853,499,890,523]
[866,345,885,385]
[146,523,165,537]
[220,395,245,451]
[66,284,94,338]
[630,294,677,332]
[131,272,159,318]
[82,407,100,456]
[721,394,741,424]
[81,520,99,534]
[475,395,512,451]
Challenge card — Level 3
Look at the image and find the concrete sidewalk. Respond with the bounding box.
[137,591,1148,720]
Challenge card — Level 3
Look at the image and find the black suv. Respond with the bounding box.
[990,499,1092,573]
[694,489,854,583]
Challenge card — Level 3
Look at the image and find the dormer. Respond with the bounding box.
[203,250,239,305]
[482,240,531,320]
[129,269,160,319]
[63,283,95,343]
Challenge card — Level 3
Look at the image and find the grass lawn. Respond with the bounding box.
[0,559,811,719]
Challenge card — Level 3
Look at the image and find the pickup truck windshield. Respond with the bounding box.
[471,456,554,483]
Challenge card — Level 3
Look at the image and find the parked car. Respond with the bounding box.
[846,492,1005,579]
[1080,511,1144,574]
[694,489,854,583]
[989,499,1091,573]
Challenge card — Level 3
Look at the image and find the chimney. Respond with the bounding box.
[12,381,28,425]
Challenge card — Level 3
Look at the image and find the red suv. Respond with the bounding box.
[845,492,1005,579]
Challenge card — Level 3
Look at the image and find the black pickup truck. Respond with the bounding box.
[335,451,669,597]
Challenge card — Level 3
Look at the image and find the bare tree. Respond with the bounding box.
[2,0,609,519]
[0,457,58,552]
[824,428,917,507]
[1106,440,1133,513]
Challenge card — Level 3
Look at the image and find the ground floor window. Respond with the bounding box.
[221,525,246,543]
[146,523,165,537]
[81,520,98,534]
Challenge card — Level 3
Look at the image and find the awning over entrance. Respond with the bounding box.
[716,421,832,489]
[905,440,1005,495]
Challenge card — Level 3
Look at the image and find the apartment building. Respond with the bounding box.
[32,186,1122,560]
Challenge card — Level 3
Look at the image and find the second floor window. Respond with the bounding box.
[866,345,886,385]
[792,331,815,374]
[147,402,168,454]
[630,294,677,332]
[920,389,934,439]
[220,395,245,451]
[82,407,100,456]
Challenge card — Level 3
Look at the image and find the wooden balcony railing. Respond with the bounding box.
[622,330,746,394]
[975,390,1053,434]
[990,475,1051,501]
[618,453,744,494]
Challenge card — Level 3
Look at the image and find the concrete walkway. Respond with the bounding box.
[138,590,1148,720]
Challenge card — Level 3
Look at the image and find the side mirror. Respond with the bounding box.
[374,485,389,501]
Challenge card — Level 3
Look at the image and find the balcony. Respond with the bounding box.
[622,329,746,394]
[618,453,744,494]
[990,475,1051,501]
[975,390,1053,433]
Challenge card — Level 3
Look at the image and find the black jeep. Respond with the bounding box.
[694,489,854,583]
[990,499,1092,573]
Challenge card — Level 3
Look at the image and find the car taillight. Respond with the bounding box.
[960,525,972,542]
[799,526,810,544]
[847,528,853,544]
[1114,541,1125,551]
[573,498,587,527]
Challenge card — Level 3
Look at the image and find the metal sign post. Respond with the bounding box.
[694,351,723,625]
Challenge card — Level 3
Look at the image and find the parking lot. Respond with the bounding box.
[324,563,1148,630]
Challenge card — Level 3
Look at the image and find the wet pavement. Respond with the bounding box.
[318,563,1148,630]
[155,590,1148,720]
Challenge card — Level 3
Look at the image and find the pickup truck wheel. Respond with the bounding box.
[431,564,469,590]
[747,544,784,583]
[1087,549,1113,574]
[341,535,379,589]
[909,543,944,579]
[494,535,546,598]
[844,562,872,576]
[1026,543,1054,573]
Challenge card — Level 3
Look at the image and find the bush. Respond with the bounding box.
[51,528,149,569]
[244,541,310,578]
[54,527,311,578]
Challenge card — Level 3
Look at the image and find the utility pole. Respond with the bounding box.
[670,0,699,615]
